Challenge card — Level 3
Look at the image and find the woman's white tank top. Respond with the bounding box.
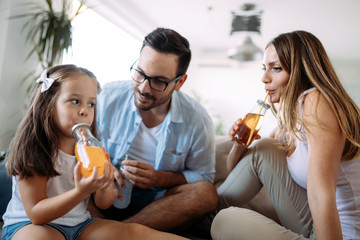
[286,87,360,239]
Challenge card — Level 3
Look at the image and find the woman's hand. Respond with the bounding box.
[228,118,243,143]
[229,118,261,147]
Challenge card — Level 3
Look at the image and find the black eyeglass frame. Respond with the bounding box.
[130,61,182,92]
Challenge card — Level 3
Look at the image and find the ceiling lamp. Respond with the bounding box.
[228,3,263,61]
[228,36,262,61]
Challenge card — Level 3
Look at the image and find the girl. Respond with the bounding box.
[211,31,360,240]
[1,64,187,240]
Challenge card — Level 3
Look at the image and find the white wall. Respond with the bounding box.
[181,53,360,139]
[0,0,39,150]
[1,1,359,151]
[182,58,277,138]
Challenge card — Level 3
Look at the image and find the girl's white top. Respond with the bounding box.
[3,150,90,228]
[286,87,360,239]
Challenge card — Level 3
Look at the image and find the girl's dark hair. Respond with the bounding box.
[6,64,100,178]
[141,27,191,76]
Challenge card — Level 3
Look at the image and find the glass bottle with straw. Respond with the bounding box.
[72,123,107,178]
[234,91,270,146]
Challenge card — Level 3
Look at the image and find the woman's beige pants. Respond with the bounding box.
[211,138,314,240]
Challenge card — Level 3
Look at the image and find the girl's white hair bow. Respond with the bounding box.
[36,69,54,92]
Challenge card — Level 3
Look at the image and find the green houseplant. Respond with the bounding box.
[13,0,85,86]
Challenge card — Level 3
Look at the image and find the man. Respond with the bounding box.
[96,28,218,231]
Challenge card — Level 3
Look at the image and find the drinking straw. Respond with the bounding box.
[120,154,128,172]
[80,128,87,146]
[264,90,269,102]
[259,90,269,114]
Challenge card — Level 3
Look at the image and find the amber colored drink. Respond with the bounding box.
[234,113,264,146]
[75,144,107,178]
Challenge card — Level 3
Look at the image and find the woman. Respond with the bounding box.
[211,31,360,240]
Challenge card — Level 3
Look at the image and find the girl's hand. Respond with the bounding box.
[98,160,114,190]
[74,162,112,196]
[103,151,122,200]
[93,152,117,209]
[113,167,124,201]
[97,152,115,189]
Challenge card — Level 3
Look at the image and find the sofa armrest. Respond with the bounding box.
[213,135,279,223]
[214,135,233,187]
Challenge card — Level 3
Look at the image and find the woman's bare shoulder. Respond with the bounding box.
[303,89,341,131]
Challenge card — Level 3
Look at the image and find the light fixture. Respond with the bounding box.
[227,36,263,61]
[228,3,263,61]
[230,4,262,35]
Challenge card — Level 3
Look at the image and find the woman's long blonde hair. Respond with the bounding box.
[269,30,360,160]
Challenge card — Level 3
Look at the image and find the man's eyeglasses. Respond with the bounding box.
[130,61,182,92]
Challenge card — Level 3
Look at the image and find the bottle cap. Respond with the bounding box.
[256,99,270,109]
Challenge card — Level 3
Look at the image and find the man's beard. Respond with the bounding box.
[134,86,175,111]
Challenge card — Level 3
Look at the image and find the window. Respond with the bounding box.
[62,5,142,86]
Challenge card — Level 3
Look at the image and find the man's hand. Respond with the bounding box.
[122,160,158,189]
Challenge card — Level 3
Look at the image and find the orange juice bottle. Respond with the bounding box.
[71,123,107,178]
[234,99,270,146]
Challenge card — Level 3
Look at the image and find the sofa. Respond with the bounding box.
[0,136,278,237]
[213,135,279,222]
